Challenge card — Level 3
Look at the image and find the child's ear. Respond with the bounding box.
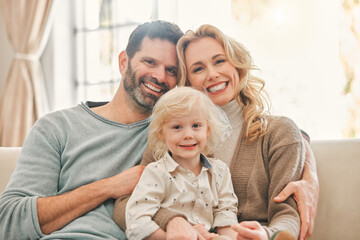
[157,130,164,140]
[207,126,211,137]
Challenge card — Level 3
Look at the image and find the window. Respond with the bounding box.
[71,0,359,139]
[74,0,160,102]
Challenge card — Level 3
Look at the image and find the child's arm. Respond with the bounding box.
[209,160,238,240]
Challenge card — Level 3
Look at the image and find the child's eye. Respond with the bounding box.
[173,125,181,130]
[193,123,201,128]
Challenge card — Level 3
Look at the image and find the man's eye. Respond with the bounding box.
[193,67,203,73]
[167,68,177,76]
[145,59,155,65]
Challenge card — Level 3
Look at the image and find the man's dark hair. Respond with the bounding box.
[125,20,183,59]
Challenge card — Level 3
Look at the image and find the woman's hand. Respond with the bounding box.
[166,217,204,240]
[231,221,268,240]
[193,224,219,239]
[273,139,319,240]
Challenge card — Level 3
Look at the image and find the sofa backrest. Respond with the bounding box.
[0,139,359,239]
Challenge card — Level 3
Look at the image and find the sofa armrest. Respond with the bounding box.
[0,147,21,194]
[310,139,360,239]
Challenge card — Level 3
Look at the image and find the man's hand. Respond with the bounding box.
[106,165,145,199]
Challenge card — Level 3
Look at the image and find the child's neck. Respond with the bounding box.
[172,154,202,176]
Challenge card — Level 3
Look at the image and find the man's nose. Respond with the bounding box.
[151,66,166,83]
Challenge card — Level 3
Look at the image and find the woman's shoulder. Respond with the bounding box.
[264,115,303,143]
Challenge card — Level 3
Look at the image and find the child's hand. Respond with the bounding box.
[231,221,268,240]
[193,224,218,239]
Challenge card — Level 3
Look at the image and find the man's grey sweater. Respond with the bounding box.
[0,102,150,239]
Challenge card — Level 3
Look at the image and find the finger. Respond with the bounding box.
[197,233,206,240]
[231,224,257,238]
[273,182,297,202]
[238,221,261,230]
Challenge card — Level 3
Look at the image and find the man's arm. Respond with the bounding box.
[38,165,144,234]
[274,137,319,240]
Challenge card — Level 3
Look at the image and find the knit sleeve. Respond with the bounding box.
[0,116,63,239]
[263,116,305,239]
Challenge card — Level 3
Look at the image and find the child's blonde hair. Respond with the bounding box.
[148,86,231,160]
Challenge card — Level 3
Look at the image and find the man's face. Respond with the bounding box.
[123,37,178,114]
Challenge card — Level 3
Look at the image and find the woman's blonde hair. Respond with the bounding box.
[176,24,270,142]
[148,86,231,160]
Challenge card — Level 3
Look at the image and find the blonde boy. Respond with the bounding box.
[125,87,239,240]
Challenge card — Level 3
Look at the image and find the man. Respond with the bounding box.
[0,20,183,240]
[0,20,318,240]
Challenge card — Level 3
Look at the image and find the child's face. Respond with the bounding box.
[160,108,209,164]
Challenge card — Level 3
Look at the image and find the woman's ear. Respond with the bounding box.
[119,51,128,75]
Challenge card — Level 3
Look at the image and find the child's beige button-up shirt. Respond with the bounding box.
[126,152,238,240]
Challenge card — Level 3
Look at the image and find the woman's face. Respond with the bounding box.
[184,37,240,106]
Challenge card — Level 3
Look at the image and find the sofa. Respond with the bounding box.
[1,139,360,240]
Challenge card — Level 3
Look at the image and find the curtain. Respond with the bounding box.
[0,0,56,146]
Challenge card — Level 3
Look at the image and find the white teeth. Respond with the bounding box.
[144,83,161,93]
[207,82,227,93]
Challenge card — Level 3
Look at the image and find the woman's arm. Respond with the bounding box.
[263,117,306,239]
[274,138,319,240]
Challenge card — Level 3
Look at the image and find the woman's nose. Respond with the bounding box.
[207,66,219,81]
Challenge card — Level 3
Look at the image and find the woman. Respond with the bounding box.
[113,24,319,240]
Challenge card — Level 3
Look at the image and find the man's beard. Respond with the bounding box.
[123,63,170,114]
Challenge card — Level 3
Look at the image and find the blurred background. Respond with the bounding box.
[0,0,359,146]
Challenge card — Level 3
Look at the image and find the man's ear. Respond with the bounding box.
[119,51,129,75]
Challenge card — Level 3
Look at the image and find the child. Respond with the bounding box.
[125,87,239,240]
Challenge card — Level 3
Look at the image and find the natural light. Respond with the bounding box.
[75,0,359,140]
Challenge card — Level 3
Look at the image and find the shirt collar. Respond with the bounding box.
[163,152,212,173]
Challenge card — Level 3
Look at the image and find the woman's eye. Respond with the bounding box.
[215,59,225,64]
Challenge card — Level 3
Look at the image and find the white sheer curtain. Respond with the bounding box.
[0,0,56,146]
